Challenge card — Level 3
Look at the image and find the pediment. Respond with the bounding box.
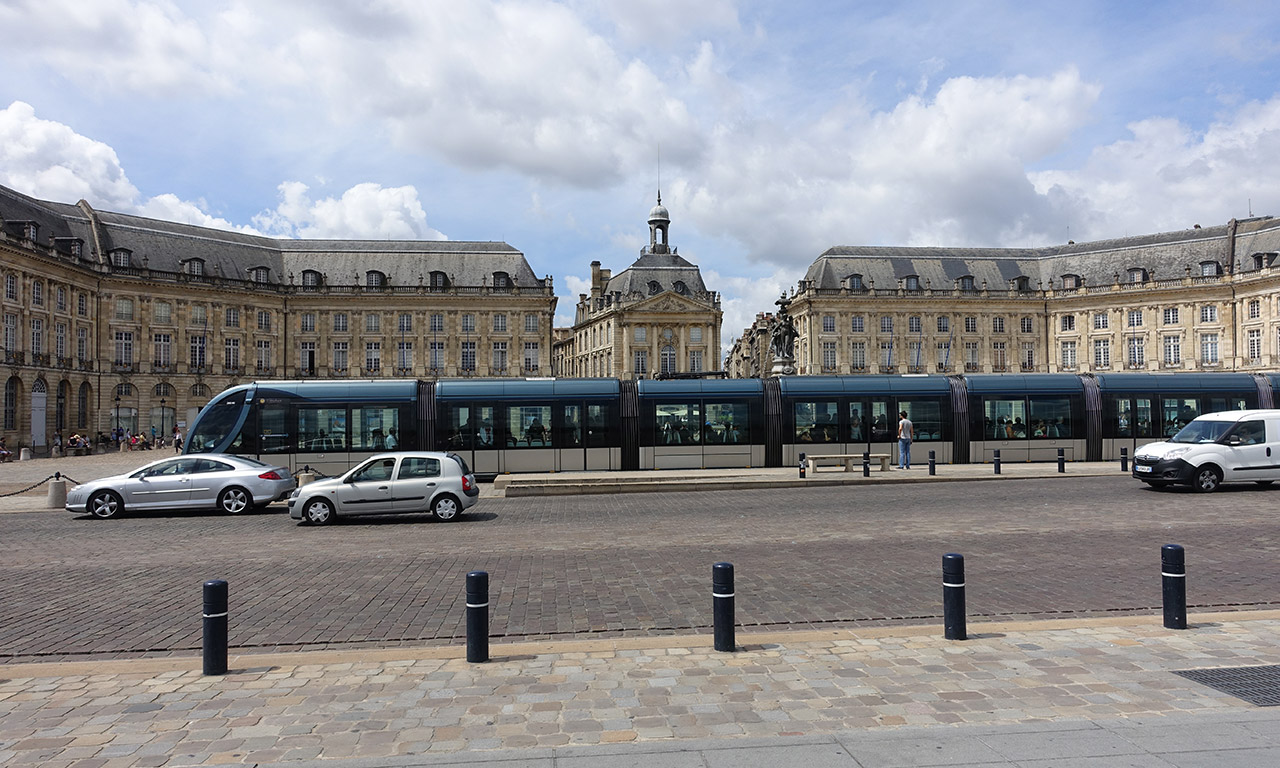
[629,292,707,313]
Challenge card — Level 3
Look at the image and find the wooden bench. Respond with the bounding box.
[805,453,891,473]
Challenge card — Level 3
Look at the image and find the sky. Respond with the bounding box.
[3,0,1280,357]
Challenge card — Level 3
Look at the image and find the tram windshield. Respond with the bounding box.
[185,389,247,453]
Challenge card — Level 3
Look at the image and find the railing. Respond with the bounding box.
[935,364,951,373]
[32,353,50,366]
[850,364,867,372]
[1020,362,1036,372]
[112,361,137,373]
[189,366,208,375]
[4,351,25,365]
[522,365,541,375]
[992,364,1008,373]
[152,363,173,373]
[254,364,273,375]
[906,365,926,374]
[395,366,413,375]
[331,367,349,376]
[489,367,508,376]
[964,362,980,372]
[77,358,93,371]
[878,365,897,374]
[820,365,838,374]
[57,356,73,369]
[361,367,381,376]
[223,366,244,376]
[297,367,316,377]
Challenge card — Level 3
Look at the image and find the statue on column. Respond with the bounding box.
[769,294,798,376]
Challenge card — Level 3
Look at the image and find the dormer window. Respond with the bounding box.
[848,274,863,290]
[648,280,662,295]
[22,222,38,241]
[959,276,976,292]
[673,280,687,294]
[109,249,132,268]
[492,271,511,290]
[1013,276,1030,292]
[1128,268,1147,284]
[186,259,205,277]
[904,275,920,292]
[1062,274,1080,289]
[366,270,385,289]
[247,267,268,284]
[429,270,448,289]
[1201,261,1221,276]
[301,269,321,288]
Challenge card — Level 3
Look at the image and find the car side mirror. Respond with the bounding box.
[1226,435,1241,446]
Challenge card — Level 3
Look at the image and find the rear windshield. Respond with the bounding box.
[448,453,471,475]
[1170,420,1234,444]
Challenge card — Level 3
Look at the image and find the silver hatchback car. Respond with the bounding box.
[66,455,296,519]
[288,451,479,525]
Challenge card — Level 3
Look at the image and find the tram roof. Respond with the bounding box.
[636,379,764,397]
[1092,372,1261,393]
[963,374,1084,394]
[250,379,420,401]
[777,375,952,396]
[434,378,620,401]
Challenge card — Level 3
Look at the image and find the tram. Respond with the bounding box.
[183,373,1276,477]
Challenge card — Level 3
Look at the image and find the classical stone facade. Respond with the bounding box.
[555,198,722,378]
[1,184,555,452]
[728,217,1280,378]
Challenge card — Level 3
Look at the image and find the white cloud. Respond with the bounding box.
[138,193,261,234]
[252,182,446,240]
[0,101,139,208]
[704,268,797,357]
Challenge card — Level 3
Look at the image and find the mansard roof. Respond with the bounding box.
[805,217,1280,290]
[0,183,545,288]
[605,249,708,296]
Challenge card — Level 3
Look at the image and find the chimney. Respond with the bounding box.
[591,261,603,293]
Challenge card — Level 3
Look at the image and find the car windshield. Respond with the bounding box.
[1170,420,1234,444]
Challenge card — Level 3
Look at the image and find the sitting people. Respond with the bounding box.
[0,437,11,462]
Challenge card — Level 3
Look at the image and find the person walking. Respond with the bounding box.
[172,426,183,453]
[897,410,913,469]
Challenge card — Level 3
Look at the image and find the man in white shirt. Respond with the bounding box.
[897,411,914,469]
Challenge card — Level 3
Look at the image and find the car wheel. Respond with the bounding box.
[304,498,335,525]
[1193,466,1222,493]
[431,494,462,521]
[217,486,251,515]
[89,490,123,519]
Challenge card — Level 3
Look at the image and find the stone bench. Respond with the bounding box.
[805,453,891,473]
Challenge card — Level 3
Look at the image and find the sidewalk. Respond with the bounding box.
[3,611,1278,767]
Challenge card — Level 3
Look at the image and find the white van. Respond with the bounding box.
[1132,409,1280,492]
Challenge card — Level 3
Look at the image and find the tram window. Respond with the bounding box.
[559,405,583,447]
[1162,398,1198,436]
[1110,398,1132,437]
[1134,398,1154,438]
[899,400,941,441]
[1204,397,1247,413]
[869,401,892,442]
[352,406,399,451]
[442,405,471,449]
[848,402,865,442]
[795,401,838,443]
[1028,397,1071,438]
[983,399,1027,439]
[258,403,291,453]
[508,405,552,446]
[474,406,499,447]
[656,403,702,445]
[586,404,611,448]
[186,391,245,453]
[296,407,347,452]
[705,402,748,443]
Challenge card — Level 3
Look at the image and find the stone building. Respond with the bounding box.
[727,217,1280,378]
[0,183,555,452]
[556,197,722,378]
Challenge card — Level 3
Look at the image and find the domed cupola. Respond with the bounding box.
[648,191,670,254]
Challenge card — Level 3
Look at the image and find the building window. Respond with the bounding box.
[251,267,269,283]
[334,313,348,332]
[430,341,445,370]
[647,280,661,295]
[114,331,134,365]
[1200,305,1218,323]
[851,341,866,371]
[3,314,16,352]
[461,341,476,372]
[77,327,87,361]
[992,317,1005,334]
[1128,268,1146,284]
[55,323,66,358]
[257,310,271,331]
[964,316,977,334]
[822,315,835,333]
[397,313,412,333]
[960,276,975,291]
[491,341,508,372]
[493,314,507,332]
[634,349,648,376]
[992,341,1007,370]
[1093,339,1110,369]
[880,341,895,368]
[821,341,837,371]
[1201,333,1219,364]
[1062,274,1079,289]
[302,270,321,288]
[635,326,646,342]
[1060,340,1077,369]
[904,275,920,291]
[689,349,704,373]
[191,305,207,325]
[30,318,43,355]
[1061,315,1075,332]
[186,259,204,277]
[461,314,475,333]
[3,377,14,430]
[189,335,207,369]
[851,316,864,333]
[690,326,703,343]
[524,314,538,333]
[397,341,412,371]
[1201,261,1220,277]
[366,271,385,289]
[660,345,676,374]
[431,313,445,332]
[1162,307,1179,325]
[153,334,171,367]
[1248,299,1261,319]
[1128,337,1145,367]
[1163,335,1181,366]
[152,302,170,324]
[225,308,240,328]
[366,342,382,372]
[430,271,448,289]
[523,342,539,372]
[110,250,131,268]
[55,286,66,311]
[115,298,134,320]
[848,274,863,290]
[301,313,316,332]
[333,342,349,371]
[1021,316,1034,334]
[909,316,922,334]
[880,316,893,334]
[1127,310,1143,327]
[673,280,688,294]
[1021,342,1035,369]
[31,281,43,306]
[935,341,951,368]
[1248,329,1262,361]
[964,341,979,370]
[256,340,272,372]
[77,293,87,316]
[1093,313,1108,330]
[365,314,380,333]
[224,338,240,370]
[492,272,511,290]
[4,274,16,301]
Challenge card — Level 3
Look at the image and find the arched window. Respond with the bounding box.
[847,274,863,290]
[109,249,132,268]
[191,383,210,398]
[648,280,662,295]
[429,271,448,289]
[1061,274,1081,289]
[4,376,19,430]
[250,266,270,283]
[366,271,386,289]
[77,381,90,429]
[115,382,133,397]
[492,271,511,290]
[959,275,976,292]
[154,382,174,398]
[1200,261,1221,277]
[57,380,69,431]
[1128,268,1147,284]
[673,280,687,294]
[904,275,920,292]
[301,270,321,289]
[660,345,677,375]
[186,259,205,277]
[1013,276,1030,292]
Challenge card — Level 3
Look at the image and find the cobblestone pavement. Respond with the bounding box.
[1,457,1278,661]
[1,613,1278,767]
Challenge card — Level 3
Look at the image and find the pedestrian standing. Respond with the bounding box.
[897,410,913,469]
[173,426,183,454]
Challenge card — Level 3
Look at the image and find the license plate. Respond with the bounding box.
[1135,465,1152,473]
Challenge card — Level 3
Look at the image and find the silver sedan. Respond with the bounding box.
[65,455,296,519]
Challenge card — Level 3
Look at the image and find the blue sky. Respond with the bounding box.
[3,0,1280,351]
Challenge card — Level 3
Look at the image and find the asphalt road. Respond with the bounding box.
[2,476,1277,662]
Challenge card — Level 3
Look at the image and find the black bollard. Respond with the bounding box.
[862,450,870,477]
[202,579,228,676]
[1120,447,1129,473]
[1057,448,1065,473]
[798,451,806,479]
[1161,545,1187,630]
[993,449,1001,475]
[943,553,967,640]
[466,570,490,662]
[712,562,736,652]
[928,450,936,476]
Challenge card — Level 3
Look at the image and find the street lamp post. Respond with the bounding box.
[160,398,166,447]
[114,395,121,446]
